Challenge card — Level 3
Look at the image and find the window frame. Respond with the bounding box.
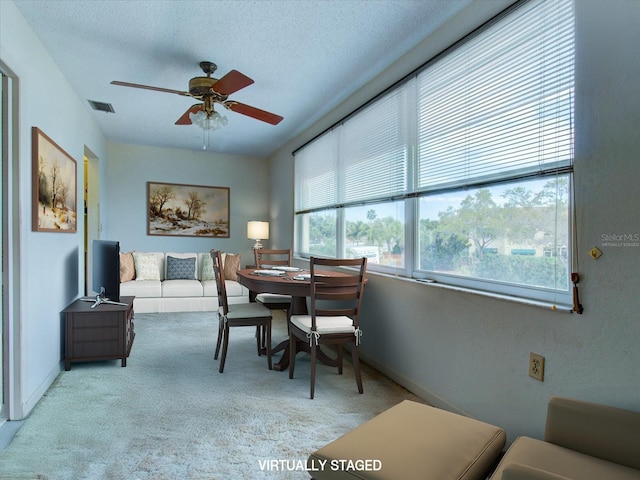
[294,0,575,308]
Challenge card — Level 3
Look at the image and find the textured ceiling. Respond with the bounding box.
[14,0,473,157]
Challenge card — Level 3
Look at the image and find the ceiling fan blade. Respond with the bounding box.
[111,81,190,97]
[175,104,203,125]
[211,70,254,95]
[225,102,283,125]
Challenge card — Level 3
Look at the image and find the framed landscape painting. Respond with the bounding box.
[32,127,77,232]
[147,181,230,237]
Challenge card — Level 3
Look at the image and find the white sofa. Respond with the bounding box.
[120,252,249,313]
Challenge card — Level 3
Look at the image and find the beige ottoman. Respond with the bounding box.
[308,400,506,480]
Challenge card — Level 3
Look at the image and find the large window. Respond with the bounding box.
[294,0,574,306]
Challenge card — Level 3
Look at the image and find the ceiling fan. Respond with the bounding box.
[111,61,283,126]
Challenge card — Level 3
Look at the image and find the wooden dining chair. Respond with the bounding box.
[254,248,293,349]
[210,249,273,373]
[253,248,293,314]
[289,256,367,399]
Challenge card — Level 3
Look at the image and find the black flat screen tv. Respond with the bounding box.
[92,239,120,302]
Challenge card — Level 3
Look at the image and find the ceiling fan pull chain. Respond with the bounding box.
[203,126,211,150]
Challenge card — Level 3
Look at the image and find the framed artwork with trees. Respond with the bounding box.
[147,181,230,237]
[32,127,77,232]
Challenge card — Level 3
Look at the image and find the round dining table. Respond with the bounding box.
[236,268,316,315]
[236,267,362,371]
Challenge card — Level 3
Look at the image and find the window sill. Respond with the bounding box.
[371,270,575,313]
[293,257,575,313]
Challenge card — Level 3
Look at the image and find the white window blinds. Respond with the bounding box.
[295,0,573,208]
[294,131,338,212]
[340,87,409,204]
[416,0,574,192]
[295,86,410,212]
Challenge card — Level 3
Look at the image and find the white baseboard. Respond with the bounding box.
[21,363,61,419]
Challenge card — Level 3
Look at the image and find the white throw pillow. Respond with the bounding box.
[201,253,215,281]
[133,252,160,281]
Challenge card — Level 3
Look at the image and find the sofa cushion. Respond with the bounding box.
[202,279,245,298]
[491,436,640,480]
[120,279,161,298]
[162,279,203,298]
[225,279,246,297]
[166,255,197,280]
[202,279,218,297]
[133,252,162,281]
[119,251,135,282]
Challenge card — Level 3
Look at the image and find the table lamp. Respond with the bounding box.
[247,221,269,249]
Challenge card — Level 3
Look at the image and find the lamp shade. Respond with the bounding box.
[247,221,269,240]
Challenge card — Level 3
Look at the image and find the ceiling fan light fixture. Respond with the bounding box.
[189,110,228,131]
[190,109,228,150]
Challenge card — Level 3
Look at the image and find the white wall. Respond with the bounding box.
[268,0,640,444]
[1,1,108,417]
[105,142,269,263]
[1,0,271,419]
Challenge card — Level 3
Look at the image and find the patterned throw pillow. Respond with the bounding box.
[119,251,135,282]
[166,256,196,280]
[224,252,241,281]
[201,253,215,281]
[133,252,160,281]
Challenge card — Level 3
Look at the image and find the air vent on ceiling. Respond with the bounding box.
[88,100,115,113]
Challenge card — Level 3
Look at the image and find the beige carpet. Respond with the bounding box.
[0,311,420,479]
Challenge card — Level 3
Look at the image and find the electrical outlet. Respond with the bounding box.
[529,352,545,381]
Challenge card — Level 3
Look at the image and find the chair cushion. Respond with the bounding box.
[291,315,355,334]
[256,293,292,304]
[500,463,572,480]
[220,302,271,320]
[308,399,506,480]
[491,436,640,480]
[544,396,640,470]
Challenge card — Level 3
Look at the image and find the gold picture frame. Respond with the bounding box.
[32,127,78,232]
[147,181,230,237]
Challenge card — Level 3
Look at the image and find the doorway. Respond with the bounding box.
[1,64,20,423]
[84,151,100,297]
[1,69,5,423]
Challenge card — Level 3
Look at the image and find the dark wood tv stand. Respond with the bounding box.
[62,296,135,371]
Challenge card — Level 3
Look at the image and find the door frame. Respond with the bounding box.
[1,62,23,421]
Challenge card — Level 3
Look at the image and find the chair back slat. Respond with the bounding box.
[309,256,367,329]
[210,249,229,315]
[254,248,292,268]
